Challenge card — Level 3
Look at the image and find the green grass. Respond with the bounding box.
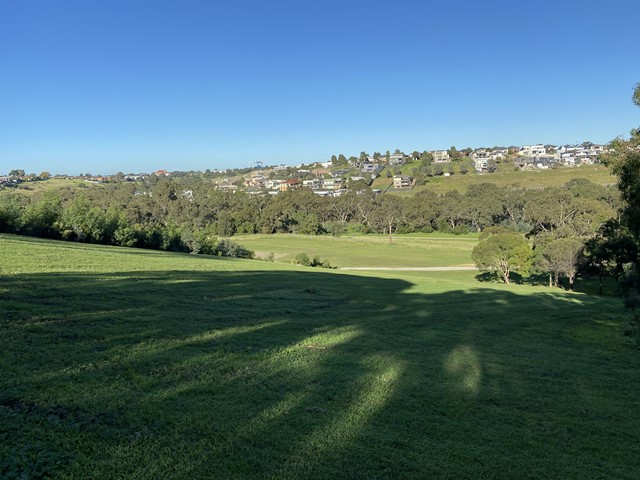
[384,163,616,195]
[9,178,108,196]
[233,233,478,268]
[1,234,639,479]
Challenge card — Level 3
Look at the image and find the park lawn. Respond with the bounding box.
[233,233,478,268]
[1,234,639,479]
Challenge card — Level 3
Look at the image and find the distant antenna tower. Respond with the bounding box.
[251,160,264,169]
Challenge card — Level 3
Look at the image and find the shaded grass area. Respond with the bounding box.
[234,233,477,268]
[1,235,639,479]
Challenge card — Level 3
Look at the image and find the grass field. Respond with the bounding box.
[234,233,478,268]
[1,234,639,479]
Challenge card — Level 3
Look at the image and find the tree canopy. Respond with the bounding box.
[472,231,533,284]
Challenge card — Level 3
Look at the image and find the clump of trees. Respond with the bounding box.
[599,82,640,342]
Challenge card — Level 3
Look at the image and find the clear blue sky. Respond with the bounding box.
[1,0,639,175]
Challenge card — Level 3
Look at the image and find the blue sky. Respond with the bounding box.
[1,0,639,175]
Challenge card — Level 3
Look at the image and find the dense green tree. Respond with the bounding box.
[472,231,533,284]
[584,220,637,293]
[420,151,433,165]
[601,82,640,291]
[404,190,440,232]
[371,195,403,243]
[0,193,23,232]
[538,238,585,291]
[20,192,62,238]
[447,146,462,161]
[462,183,504,231]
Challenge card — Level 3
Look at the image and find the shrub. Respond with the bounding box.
[293,252,311,266]
[292,252,334,268]
[214,239,254,259]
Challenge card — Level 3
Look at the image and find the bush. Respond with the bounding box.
[293,252,334,268]
[214,239,254,259]
[293,252,311,266]
[325,221,347,236]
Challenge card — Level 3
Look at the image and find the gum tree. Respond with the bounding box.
[472,230,533,284]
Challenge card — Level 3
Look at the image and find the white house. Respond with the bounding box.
[432,150,451,162]
[519,144,546,156]
[393,175,413,188]
[303,179,322,189]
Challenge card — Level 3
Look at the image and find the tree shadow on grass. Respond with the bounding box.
[1,268,637,479]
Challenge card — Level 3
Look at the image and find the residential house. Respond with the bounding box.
[323,178,343,190]
[490,148,508,160]
[515,156,557,170]
[312,190,333,197]
[471,149,490,171]
[519,145,546,156]
[279,179,301,191]
[361,163,382,174]
[393,175,413,188]
[303,179,322,189]
[265,179,283,190]
[432,150,451,163]
[389,153,408,165]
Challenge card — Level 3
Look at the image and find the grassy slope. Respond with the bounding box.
[233,233,478,268]
[1,234,639,479]
[376,163,616,195]
[10,178,107,196]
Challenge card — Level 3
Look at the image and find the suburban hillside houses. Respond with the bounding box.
[514,143,609,170]
[3,140,611,196]
[234,141,610,194]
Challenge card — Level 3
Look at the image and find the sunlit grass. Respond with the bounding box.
[234,233,478,268]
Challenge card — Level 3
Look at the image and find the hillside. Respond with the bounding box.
[378,163,616,195]
[1,234,638,479]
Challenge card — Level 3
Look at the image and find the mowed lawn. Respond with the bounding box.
[234,233,478,268]
[1,234,639,479]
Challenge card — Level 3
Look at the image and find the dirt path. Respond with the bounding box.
[339,266,477,271]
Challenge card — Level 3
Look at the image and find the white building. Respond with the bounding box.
[432,150,451,162]
[519,144,546,156]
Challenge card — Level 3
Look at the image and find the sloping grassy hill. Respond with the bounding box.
[1,234,638,479]
[377,163,616,195]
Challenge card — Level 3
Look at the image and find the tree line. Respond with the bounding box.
[0,175,622,267]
